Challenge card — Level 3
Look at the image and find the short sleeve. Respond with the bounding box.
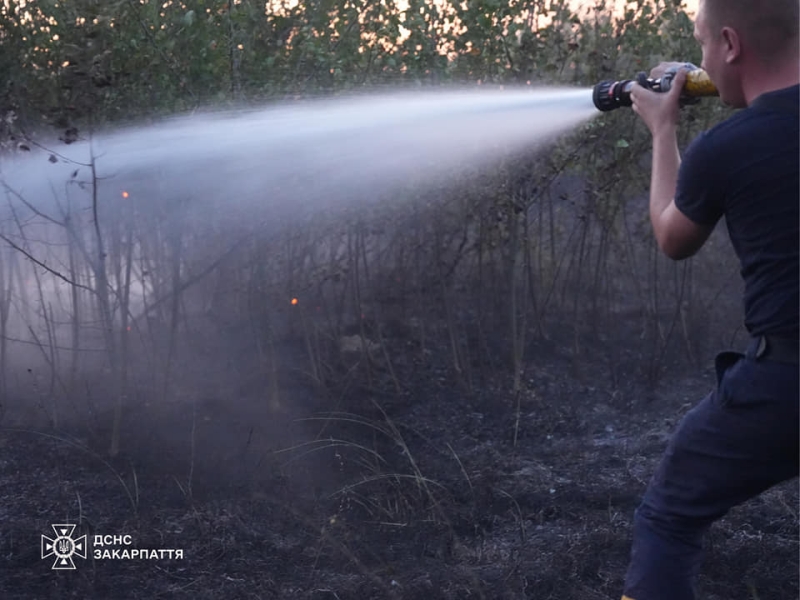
[674,132,725,226]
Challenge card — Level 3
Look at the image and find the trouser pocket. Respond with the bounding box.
[714,351,743,386]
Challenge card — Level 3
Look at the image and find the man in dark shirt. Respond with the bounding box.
[620,1,799,599]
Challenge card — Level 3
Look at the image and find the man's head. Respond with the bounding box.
[695,0,799,107]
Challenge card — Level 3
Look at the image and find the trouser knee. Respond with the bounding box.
[634,501,706,551]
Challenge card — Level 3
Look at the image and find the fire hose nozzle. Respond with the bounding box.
[592,63,718,112]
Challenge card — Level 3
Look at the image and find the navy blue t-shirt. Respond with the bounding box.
[675,84,799,340]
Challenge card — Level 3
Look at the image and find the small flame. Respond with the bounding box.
[122,191,129,198]
[291,298,298,305]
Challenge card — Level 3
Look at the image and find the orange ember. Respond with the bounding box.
[291,298,298,305]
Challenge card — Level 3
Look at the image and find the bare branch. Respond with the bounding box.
[0,231,94,293]
[2,182,65,227]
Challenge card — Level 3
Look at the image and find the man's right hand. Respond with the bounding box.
[630,67,689,137]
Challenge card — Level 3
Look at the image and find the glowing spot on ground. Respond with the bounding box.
[291,298,298,305]
[122,191,129,198]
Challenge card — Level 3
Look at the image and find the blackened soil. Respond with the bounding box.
[0,340,797,600]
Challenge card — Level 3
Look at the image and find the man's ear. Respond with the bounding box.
[721,26,742,63]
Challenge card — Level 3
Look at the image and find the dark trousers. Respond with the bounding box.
[622,340,799,600]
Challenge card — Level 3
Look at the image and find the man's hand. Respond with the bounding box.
[630,67,688,138]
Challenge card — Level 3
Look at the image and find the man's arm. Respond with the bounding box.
[649,125,714,260]
[631,67,715,260]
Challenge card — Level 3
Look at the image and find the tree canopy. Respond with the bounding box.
[2,0,702,132]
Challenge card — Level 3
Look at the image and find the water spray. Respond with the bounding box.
[592,63,718,112]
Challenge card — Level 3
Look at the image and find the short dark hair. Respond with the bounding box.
[702,0,799,59]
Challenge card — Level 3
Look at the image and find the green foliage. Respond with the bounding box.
[2,0,710,128]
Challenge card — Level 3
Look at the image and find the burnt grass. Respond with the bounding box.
[0,321,797,600]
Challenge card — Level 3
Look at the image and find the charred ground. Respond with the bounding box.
[1,318,797,600]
